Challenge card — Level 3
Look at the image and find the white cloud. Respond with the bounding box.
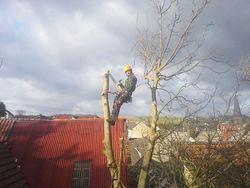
[72,99,102,115]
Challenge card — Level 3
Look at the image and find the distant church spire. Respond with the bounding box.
[233,95,242,117]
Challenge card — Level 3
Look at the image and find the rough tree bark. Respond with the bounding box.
[101,71,126,188]
[138,72,159,187]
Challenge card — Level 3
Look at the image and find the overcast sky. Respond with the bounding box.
[0,0,249,116]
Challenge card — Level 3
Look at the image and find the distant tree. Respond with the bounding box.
[0,102,7,117]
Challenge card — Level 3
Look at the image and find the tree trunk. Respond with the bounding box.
[138,75,159,188]
[137,131,157,188]
[102,71,125,188]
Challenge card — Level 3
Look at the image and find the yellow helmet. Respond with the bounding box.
[123,64,132,72]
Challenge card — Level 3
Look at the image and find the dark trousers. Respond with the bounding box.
[110,92,131,122]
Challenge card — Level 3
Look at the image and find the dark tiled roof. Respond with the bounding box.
[127,138,148,166]
[0,142,29,188]
[184,143,250,165]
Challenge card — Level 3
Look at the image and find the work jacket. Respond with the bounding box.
[122,74,137,95]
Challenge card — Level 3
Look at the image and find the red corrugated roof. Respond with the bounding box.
[0,119,16,142]
[8,118,127,188]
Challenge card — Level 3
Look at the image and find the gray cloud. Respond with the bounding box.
[0,0,249,116]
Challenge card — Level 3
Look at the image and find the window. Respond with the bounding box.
[72,160,91,188]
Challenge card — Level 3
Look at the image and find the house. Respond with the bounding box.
[128,121,150,139]
[1,117,127,188]
[126,121,151,166]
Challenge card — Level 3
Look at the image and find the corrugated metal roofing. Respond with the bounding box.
[8,118,127,188]
[0,119,16,142]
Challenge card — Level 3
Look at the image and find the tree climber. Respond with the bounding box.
[109,65,137,125]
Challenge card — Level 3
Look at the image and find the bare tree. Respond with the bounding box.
[145,92,250,187]
[144,69,250,188]
[135,0,221,187]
